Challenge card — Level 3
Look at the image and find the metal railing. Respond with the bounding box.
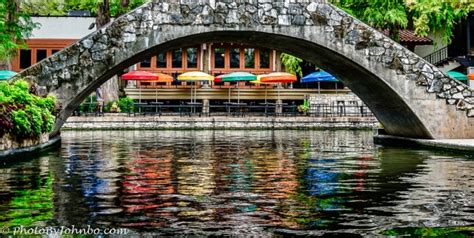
[423,46,448,65]
[75,102,374,118]
[309,104,373,117]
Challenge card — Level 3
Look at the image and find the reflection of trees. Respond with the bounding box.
[0,159,54,228]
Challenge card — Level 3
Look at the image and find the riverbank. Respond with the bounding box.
[374,133,474,153]
[63,115,380,130]
[0,135,61,160]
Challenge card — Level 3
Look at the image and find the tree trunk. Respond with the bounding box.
[95,0,118,102]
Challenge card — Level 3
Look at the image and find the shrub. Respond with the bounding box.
[12,109,32,138]
[118,96,134,113]
[0,79,57,140]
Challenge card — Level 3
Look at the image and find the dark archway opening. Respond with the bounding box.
[58,31,432,139]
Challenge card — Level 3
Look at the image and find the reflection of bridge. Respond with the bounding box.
[16,0,473,139]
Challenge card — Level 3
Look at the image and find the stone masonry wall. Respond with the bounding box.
[15,0,473,138]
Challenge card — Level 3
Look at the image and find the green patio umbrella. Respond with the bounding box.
[447,71,468,81]
[217,72,257,103]
[0,70,17,80]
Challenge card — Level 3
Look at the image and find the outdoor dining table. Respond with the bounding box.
[186,102,203,116]
[133,102,148,115]
[224,102,247,117]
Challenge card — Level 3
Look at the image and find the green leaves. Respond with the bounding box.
[21,0,146,17]
[281,53,303,77]
[0,79,56,139]
[331,0,472,44]
[0,0,38,63]
[408,0,472,43]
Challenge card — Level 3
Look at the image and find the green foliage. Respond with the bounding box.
[21,0,146,17]
[281,53,303,77]
[407,0,473,44]
[332,0,408,41]
[11,109,32,138]
[0,79,56,139]
[297,104,309,113]
[0,0,38,63]
[25,105,43,136]
[118,96,134,113]
[331,0,472,43]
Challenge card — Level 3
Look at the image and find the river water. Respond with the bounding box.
[0,130,473,236]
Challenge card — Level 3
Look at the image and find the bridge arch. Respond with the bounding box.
[17,0,474,139]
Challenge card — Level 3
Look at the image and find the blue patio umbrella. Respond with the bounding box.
[301,71,339,94]
[0,70,17,80]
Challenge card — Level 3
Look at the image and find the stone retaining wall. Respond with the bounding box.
[63,116,379,130]
[0,133,49,151]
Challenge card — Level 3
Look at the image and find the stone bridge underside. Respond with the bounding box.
[17,0,474,139]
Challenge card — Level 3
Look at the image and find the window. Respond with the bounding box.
[156,52,167,68]
[214,48,225,68]
[244,48,255,68]
[187,48,198,68]
[36,49,47,62]
[172,49,182,68]
[140,57,151,68]
[20,49,32,69]
[259,48,270,69]
[230,48,240,68]
[52,49,60,54]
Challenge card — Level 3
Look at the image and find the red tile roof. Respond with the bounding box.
[382,29,433,44]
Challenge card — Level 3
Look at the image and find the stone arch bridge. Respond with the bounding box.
[16,0,474,139]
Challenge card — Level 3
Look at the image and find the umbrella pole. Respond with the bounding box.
[237,83,240,104]
[335,82,338,94]
[318,82,320,95]
[190,82,193,103]
[264,87,268,115]
[228,87,231,103]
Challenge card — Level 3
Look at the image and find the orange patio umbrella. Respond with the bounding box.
[259,72,297,102]
[141,72,174,103]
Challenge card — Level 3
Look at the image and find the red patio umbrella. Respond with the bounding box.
[122,71,159,103]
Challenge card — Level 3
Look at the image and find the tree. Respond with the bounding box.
[407,0,474,44]
[331,0,408,41]
[0,0,37,70]
[332,0,473,44]
[280,53,303,77]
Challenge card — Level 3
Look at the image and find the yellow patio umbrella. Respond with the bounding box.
[177,71,214,102]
